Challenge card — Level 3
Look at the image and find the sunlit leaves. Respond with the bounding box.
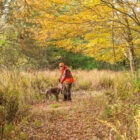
[10,0,140,65]
[83,0,100,7]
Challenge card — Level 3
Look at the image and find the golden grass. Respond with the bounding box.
[0,69,139,139]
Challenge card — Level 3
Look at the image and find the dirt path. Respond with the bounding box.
[19,91,111,140]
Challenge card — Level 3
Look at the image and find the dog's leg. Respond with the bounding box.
[46,93,49,100]
[55,94,59,102]
[45,93,51,104]
[46,91,51,101]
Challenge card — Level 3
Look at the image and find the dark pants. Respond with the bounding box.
[62,83,72,101]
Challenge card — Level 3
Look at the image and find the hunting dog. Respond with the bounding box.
[41,86,63,101]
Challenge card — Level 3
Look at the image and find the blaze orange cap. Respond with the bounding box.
[59,62,65,67]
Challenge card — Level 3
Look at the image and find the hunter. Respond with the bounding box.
[59,62,74,101]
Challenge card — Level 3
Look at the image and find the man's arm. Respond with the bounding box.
[60,70,69,84]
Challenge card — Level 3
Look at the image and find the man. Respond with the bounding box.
[59,62,74,101]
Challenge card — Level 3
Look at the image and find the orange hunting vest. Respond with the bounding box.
[60,67,74,83]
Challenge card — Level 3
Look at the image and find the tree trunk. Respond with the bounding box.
[124,17,136,74]
[128,41,136,73]
[111,8,116,63]
[0,0,12,25]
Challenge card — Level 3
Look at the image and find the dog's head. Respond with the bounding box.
[56,87,63,94]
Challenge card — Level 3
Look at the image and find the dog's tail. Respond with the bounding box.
[39,89,47,95]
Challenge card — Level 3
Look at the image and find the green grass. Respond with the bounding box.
[49,103,61,109]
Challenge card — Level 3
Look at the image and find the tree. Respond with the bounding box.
[101,0,140,73]
[1,0,140,71]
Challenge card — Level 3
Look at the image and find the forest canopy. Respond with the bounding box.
[0,0,140,72]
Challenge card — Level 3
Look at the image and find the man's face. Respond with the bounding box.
[59,65,64,70]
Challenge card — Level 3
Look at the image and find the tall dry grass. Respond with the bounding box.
[0,69,139,139]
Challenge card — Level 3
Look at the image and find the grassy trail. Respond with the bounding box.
[20,91,112,140]
[0,70,138,140]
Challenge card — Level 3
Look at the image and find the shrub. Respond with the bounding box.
[5,94,19,123]
[101,74,140,139]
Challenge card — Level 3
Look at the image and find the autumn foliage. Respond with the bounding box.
[9,0,139,72]
[0,1,140,140]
